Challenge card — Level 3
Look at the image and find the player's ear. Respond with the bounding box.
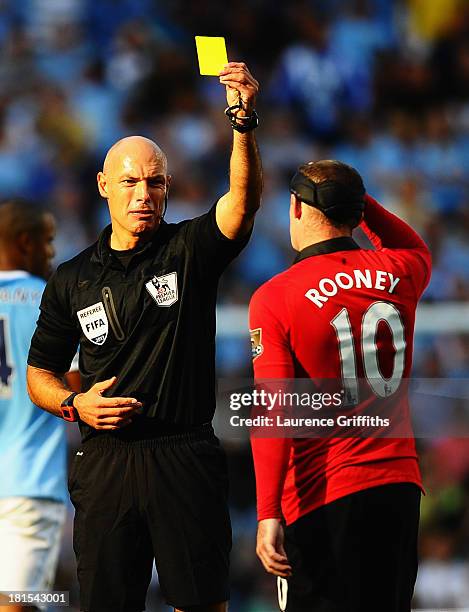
[17,230,34,257]
[16,232,32,253]
[290,194,302,220]
[97,172,108,198]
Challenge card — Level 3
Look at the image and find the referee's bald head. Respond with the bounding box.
[102,136,167,175]
[97,136,171,240]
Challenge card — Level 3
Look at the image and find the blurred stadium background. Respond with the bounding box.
[0,0,469,609]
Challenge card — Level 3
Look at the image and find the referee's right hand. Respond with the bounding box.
[74,376,142,430]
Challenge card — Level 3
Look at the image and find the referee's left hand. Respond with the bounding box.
[219,62,259,115]
[256,518,292,577]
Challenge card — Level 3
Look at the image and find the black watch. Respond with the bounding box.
[61,392,79,422]
[224,104,259,133]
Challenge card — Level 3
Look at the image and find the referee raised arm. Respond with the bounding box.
[26,62,261,612]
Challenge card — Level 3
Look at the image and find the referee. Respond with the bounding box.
[27,62,261,612]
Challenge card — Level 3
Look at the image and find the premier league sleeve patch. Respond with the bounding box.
[77,302,108,345]
[145,272,178,307]
[250,327,264,360]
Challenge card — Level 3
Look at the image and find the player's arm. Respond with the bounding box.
[361,193,432,292]
[215,62,262,239]
[361,194,429,251]
[249,286,294,577]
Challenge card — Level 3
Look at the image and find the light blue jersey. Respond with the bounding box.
[0,271,67,503]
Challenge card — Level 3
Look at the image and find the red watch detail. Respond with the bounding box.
[61,393,78,422]
[61,405,77,422]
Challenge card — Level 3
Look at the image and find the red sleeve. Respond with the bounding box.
[249,283,293,521]
[360,194,432,297]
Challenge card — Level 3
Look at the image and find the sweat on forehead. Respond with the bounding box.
[103,136,167,174]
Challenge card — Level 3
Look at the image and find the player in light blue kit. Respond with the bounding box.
[0,200,73,612]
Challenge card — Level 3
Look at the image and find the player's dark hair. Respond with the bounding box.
[294,160,365,230]
[0,198,49,243]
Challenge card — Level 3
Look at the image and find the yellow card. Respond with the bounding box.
[195,36,228,76]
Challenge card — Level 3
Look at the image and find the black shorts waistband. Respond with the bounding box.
[83,423,215,450]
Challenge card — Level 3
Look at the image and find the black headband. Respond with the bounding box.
[290,171,365,221]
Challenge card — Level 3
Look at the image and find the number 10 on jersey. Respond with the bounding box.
[331,301,406,406]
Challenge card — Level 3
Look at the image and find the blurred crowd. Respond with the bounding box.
[1,0,469,609]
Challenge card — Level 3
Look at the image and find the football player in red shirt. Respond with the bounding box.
[249,160,431,612]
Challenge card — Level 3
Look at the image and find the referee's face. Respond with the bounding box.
[98,138,170,242]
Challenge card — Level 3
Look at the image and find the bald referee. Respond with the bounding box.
[26,62,261,612]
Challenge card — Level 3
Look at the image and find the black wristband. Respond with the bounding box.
[224,104,259,133]
[61,392,78,407]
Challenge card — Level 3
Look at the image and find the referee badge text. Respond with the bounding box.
[77,301,108,345]
[145,272,178,307]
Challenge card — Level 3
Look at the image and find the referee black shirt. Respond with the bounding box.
[28,204,250,442]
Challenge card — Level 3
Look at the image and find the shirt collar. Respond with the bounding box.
[293,236,360,265]
[91,222,166,267]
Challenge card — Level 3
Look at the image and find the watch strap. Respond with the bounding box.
[61,392,79,422]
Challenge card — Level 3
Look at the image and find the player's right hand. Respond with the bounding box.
[74,376,142,430]
[256,518,292,578]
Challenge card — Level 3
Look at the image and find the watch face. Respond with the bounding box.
[62,406,77,422]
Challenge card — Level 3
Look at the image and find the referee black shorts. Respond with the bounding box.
[280,482,421,612]
[68,424,232,612]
